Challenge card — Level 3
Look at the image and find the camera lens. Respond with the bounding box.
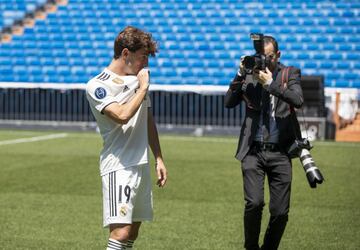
[243,56,255,70]
[299,149,324,188]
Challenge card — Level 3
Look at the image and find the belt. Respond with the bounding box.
[252,141,280,152]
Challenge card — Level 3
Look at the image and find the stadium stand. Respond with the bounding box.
[0,0,359,88]
[0,0,46,29]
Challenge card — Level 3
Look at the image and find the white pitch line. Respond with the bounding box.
[0,133,68,146]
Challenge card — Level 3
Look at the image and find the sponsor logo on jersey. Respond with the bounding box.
[112,77,124,84]
[97,72,110,81]
[95,87,107,99]
[119,205,127,216]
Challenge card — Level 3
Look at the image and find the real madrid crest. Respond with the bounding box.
[120,205,127,217]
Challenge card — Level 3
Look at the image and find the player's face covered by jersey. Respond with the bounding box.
[125,48,149,75]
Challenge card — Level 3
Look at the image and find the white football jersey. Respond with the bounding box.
[86,68,151,176]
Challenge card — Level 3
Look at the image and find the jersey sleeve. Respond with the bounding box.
[145,93,151,108]
[86,80,117,113]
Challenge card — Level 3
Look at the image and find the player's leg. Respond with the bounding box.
[122,164,153,249]
[102,168,142,249]
[107,222,141,249]
[107,223,130,249]
[127,222,142,249]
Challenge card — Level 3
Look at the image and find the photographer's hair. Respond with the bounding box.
[113,26,158,59]
[264,35,279,53]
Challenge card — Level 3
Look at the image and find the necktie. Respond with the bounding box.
[262,89,270,141]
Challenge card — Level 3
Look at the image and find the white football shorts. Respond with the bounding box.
[102,164,153,227]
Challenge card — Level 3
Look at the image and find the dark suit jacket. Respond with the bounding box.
[225,63,304,161]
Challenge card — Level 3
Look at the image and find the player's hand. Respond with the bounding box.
[137,68,150,91]
[155,159,167,187]
[258,67,273,86]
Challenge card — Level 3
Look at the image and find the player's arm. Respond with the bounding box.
[103,69,149,124]
[148,109,167,187]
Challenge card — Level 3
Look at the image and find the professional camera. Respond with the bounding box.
[243,33,271,74]
[288,138,324,188]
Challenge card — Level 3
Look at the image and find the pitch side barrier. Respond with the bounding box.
[0,82,358,139]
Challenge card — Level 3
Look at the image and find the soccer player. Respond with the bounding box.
[86,26,167,250]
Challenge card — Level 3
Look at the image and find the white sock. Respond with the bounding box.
[106,238,127,250]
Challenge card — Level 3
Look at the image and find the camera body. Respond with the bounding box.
[288,138,324,188]
[243,33,271,74]
[287,138,313,156]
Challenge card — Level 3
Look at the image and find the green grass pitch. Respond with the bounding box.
[0,130,359,249]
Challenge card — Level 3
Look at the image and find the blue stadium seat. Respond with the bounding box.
[349,19,360,26]
[339,44,352,51]
[344,73,358,80]
[24,56,40,66]
[55,57,69,66]
[297,54,310,60]
[13,65,28,75]
[45,74,60,83]
[0,73,15,82]
[158,59,173,68]
[175,59,188,68]
[329,53,343,60]
[53,50,67,58]
[326,72,338,81]
[179,70,193,78]
[322,43,336,51]
[28,66,42,75]
[311,53,325,60]
[304,62,317,69]
[14,74,31,82]
[354,62,360,69]
[332,79,348,88]
[320,61,334,69]
[337,62,351,69]
[29,74,45,82]
[42,66,56,75]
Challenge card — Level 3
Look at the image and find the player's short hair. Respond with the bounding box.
[264,35,279,53]
[113,26,158,59]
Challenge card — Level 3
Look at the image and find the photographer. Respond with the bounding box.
[225,35,303,250]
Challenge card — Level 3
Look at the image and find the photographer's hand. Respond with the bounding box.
[237,55,246,77]
[258,67,273,88]
[229,55,247,92]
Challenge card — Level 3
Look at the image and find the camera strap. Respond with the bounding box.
[281,66,306,140]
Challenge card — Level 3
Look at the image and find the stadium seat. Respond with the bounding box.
[329,53,343,60]
[337,62,351,69]
[304,62,318,69]
[344,73,358,80]
[297,54,310,60]
[354,62,360,69]
[309,52,325,60]
[320,61,334,69]
[352,81,360,88]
